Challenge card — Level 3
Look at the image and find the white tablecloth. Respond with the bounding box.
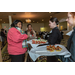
[28,44,71,61]
[27,39,39,48]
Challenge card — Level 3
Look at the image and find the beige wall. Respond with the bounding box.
[22,23,44,32]
[44,22,51,32]
[0,23,2,31]
[1,22,73,34]
[63,25,73,35]
[2,23,9,31]
[1,23,44,32]
[59,22,67,30]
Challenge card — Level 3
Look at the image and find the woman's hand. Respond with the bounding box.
[30,30,34,35]
[27,35,30,38]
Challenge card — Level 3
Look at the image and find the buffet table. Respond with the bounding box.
[27,39,71,62]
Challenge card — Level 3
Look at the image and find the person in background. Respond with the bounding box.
[39,31,41,38]
[0,31,1,42]
[4,29,7,44]
[5,30,7,34]
[26,24,36,40]
[7,20,28,62]
[60,30,64,39]
[1,28,6,49]
[66,12,75,61]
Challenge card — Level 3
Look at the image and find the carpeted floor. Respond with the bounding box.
[0,42,2,62]
[1,35,70,62]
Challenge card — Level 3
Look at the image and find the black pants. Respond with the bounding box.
[2,42,5,46]
[9,53,25,62]
[1,42,5,50]
[47,56,58,62]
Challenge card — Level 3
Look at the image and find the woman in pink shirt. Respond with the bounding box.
[7,20,28,62]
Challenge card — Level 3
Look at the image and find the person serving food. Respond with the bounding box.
[38,17,61,62]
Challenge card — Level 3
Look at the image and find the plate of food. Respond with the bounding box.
[29,44,71,61]
[32,39,47,44]
[46,45,62,52]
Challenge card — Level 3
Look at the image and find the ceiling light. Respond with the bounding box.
[0,19,2,21]
[26,19,31,23]
[49,12,51,13]
[42,19,44,21]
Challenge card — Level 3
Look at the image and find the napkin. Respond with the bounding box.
[66,29,73,36]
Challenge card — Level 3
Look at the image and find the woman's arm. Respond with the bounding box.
[32,30,36,38]
[8,29,28,42]
[27,30,36,38]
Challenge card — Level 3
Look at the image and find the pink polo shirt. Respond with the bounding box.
[7,27,28,55]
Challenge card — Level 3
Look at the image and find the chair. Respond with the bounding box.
[1,44,11,62]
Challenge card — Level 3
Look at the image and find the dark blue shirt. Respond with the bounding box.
[48,27,62,45]
[67,27,75,61]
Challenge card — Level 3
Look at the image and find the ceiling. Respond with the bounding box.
[0,12,67,23]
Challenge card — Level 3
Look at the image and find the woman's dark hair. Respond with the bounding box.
[27,24,32,28]
[49,17,59,25]
[11,20,23,28]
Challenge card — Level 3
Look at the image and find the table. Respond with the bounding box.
[27,39,71,62]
